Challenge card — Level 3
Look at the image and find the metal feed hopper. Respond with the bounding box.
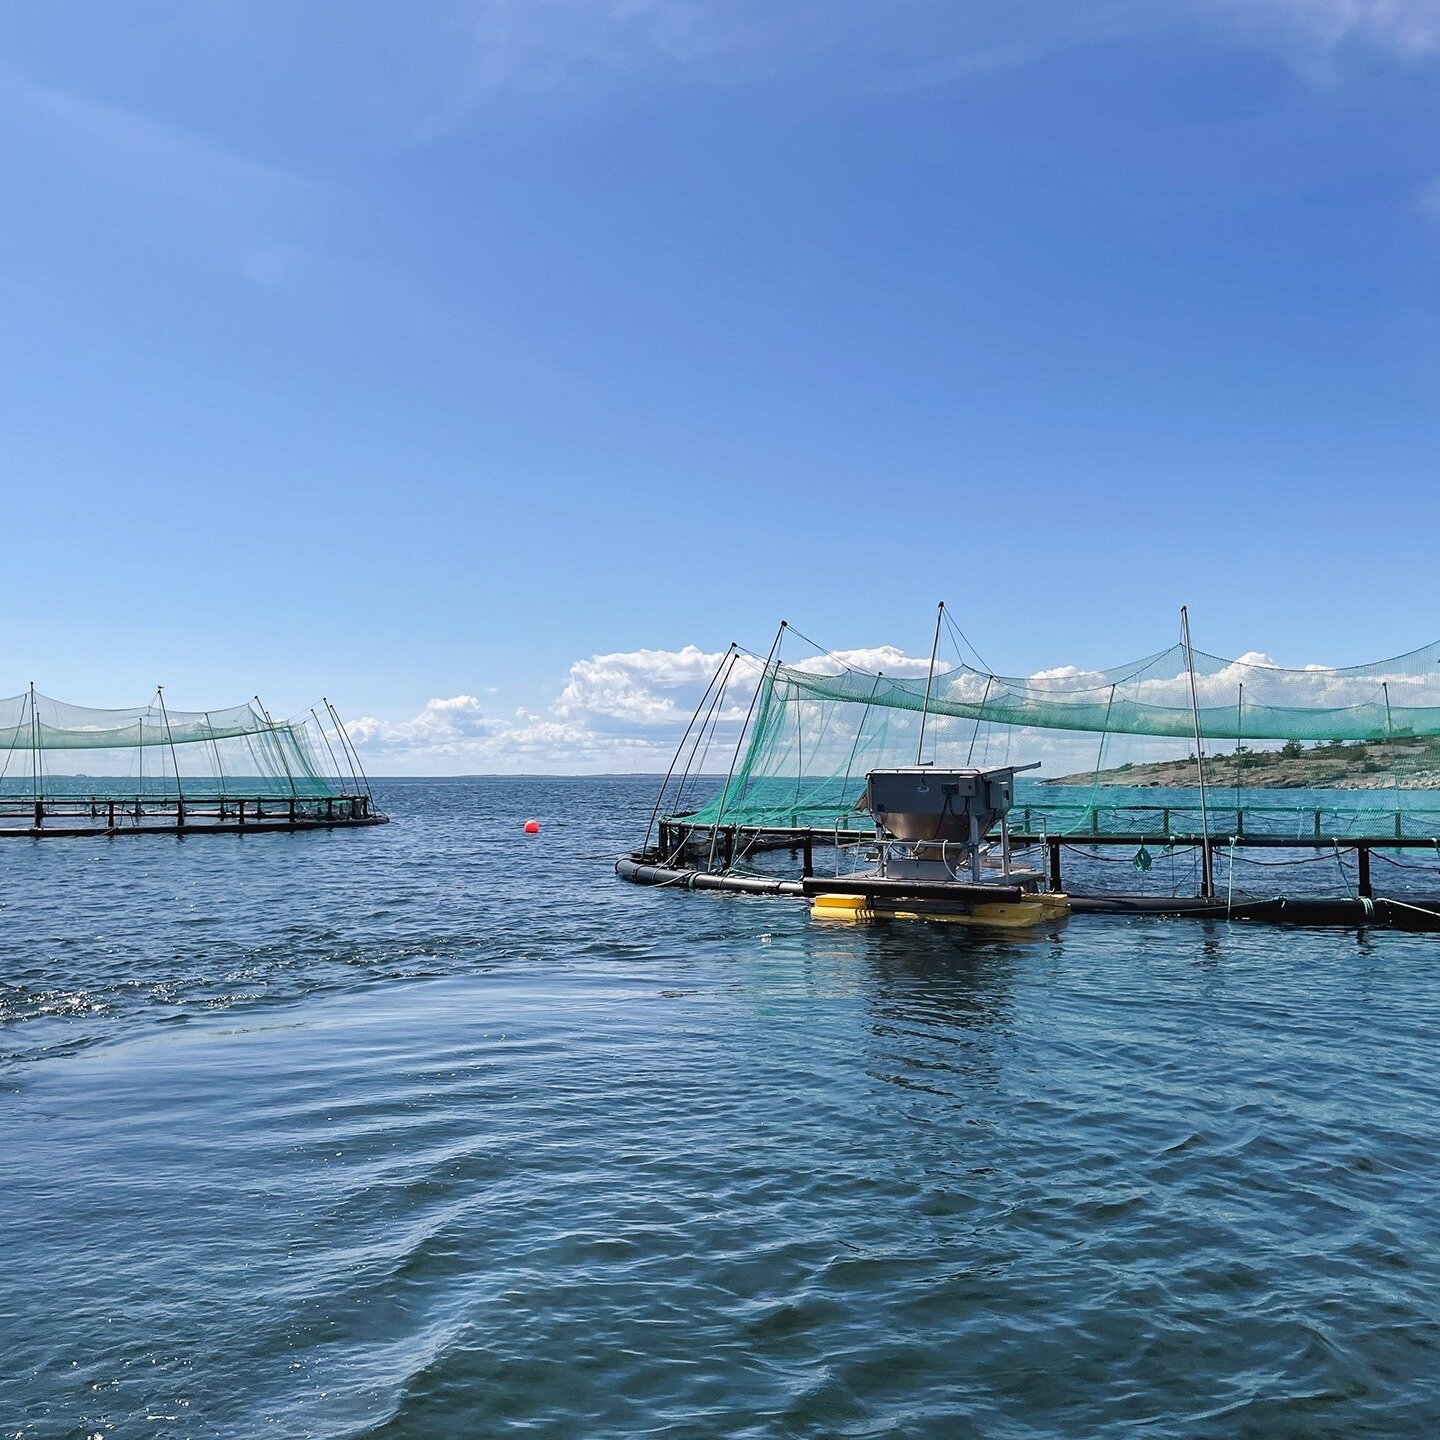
[861,765,1029,844]
[800,760,1061,926]
[860,763,1040,884]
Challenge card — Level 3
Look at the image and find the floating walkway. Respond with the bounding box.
[616,852,1440,931]
[0,794,384,838]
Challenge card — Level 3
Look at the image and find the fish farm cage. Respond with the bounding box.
[618,610,1440,930]
[0,687,383,836]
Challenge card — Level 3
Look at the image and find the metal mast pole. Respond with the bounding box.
[915,601,945,765]
[321,699,362,795]
[838,671,885,798]
[642,643,736,854]
[1383,680,1398,802]
[1180,605,1214,899]
[325,699,372,803]
[156,687,185,813]
[310,707,349,795]
[965,675,994,767]
[1234,682,1244,810]
[254,695,299,800]
[28,682,39,806]
[672,654,737,823]
[707,620,786,873]
[203,712,228,799]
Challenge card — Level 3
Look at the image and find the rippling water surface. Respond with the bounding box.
[3,778,1440,1438]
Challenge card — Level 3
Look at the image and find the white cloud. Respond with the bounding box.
[458,0,857,94]
[554,643,736,729]
[347,693,496,749]
[444,0,1440,104]
[789,644,935,679]
[343,637,938,772]
[346,701,680,773]
[343,632,1439,773]
[345,644,753,772]
[1417,173,1440,224]
[1224,0,1440,57]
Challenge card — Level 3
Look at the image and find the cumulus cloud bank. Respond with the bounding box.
[346,644,750,773]
[343,638,947,772]
[553,645,737,729]
[344,636,1434,773]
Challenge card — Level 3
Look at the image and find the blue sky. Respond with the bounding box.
[3,1,1440,770]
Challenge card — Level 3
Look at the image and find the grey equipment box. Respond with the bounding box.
[861,765,1036,844]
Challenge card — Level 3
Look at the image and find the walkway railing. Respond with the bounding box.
[0,793,378,835]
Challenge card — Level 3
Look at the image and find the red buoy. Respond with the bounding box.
[524,819,540,835]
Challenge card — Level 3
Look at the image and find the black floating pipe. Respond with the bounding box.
[615,855,1440,931]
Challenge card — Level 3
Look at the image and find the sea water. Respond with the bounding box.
[2,778,1439,1438]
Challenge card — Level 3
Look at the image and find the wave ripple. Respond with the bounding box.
[3,778,1440,1437]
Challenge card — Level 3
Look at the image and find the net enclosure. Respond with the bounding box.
[0,687,378,834]
[665,629,1440,843]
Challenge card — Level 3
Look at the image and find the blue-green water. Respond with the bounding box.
[3,778,1440,1437]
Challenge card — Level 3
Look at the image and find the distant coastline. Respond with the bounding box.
[1045,738,1440,791]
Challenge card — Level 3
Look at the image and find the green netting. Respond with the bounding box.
[675,639,1440,839]
[0,690,351,799]
[768,641,1440,741]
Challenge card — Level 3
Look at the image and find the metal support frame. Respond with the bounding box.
[1180,605,1215,898]
[156,686,186,828]
[708,622,786,873]
[254,695,299,801]
[643,644,736,855]
[325,699,372,803]
[915,601,945,766]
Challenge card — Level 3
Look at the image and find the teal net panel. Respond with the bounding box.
[674,640,1440,839]
[0,691,346,800]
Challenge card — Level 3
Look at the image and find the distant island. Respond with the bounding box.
[1045,736,1440,790]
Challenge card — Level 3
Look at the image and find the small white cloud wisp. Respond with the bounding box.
[451,0,1440,103]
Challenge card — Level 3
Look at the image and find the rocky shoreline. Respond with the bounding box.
[1045,738,1440,790]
